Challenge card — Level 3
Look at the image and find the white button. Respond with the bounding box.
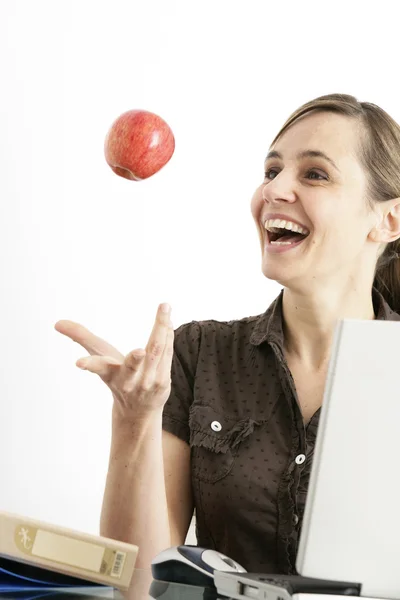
[293,514,299,525]
[295,454,306,465]
[211,421,222,432]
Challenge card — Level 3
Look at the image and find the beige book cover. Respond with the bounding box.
[0,511,139,591]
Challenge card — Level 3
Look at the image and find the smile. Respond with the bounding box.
[263,217,310,254]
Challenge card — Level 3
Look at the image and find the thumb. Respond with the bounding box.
[76,355,122,381]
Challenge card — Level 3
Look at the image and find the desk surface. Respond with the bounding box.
[0,567,223,600]
[0,570,385,600]
[0,584,384,600]
[0,566,227,600]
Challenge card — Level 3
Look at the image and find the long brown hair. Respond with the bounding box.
[269,93,400,314]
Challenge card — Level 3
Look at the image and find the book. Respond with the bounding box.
[0,511,139,592]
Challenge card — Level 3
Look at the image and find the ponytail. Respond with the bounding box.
[373,239,400,314]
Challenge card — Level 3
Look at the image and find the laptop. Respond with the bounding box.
[215,318,400,600]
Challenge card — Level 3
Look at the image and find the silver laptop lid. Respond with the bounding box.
[296,318,400,599]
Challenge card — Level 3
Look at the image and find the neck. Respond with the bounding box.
[282,280,376,371]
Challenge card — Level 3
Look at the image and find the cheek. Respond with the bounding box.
[250,186,263,220]
[250,188,265,250]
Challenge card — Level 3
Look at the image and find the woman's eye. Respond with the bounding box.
[264,169,327,181]
[307,171,327,180]
[264,168,278,180]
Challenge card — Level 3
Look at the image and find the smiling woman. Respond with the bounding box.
[56,93,400,578]
[248,94,400,321]
[260,93,400,313]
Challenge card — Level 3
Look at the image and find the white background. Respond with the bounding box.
[0,0,398,539]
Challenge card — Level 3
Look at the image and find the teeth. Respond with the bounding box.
[264,219,309,236]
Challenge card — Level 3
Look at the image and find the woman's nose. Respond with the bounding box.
[262,176,297,204]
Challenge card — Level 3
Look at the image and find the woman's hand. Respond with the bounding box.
[54,303,174,417]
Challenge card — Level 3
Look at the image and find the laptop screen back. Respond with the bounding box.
[296,319,400,599]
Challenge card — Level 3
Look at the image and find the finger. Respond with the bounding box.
[76,355,122,380]
[143,304,171,373]
[123,348,147,372]
[156,322,175,384]
[55,320,124,360]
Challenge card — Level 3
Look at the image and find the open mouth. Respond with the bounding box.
[267,227,309,245]
[263,219,311,253]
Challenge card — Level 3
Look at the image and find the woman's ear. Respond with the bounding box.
[384,199,400,243]
[369,198,400,244]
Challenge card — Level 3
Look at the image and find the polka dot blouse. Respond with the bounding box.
[162,287,400,574]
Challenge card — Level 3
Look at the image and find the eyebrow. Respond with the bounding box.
[265,149,339,172]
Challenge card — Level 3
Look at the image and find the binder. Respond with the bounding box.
[0,511,138,592]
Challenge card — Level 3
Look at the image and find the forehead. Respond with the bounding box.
[271,111,361,162]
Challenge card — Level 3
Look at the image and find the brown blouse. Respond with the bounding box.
[162,287,400,574]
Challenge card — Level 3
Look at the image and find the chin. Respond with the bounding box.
[261,264,287,287]
[261,259,309,291]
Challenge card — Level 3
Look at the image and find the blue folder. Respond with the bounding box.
[0,557,113,596]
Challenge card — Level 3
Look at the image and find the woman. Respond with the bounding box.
[55,93,400,575]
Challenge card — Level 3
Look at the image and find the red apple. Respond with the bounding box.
[104,109,175,181]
